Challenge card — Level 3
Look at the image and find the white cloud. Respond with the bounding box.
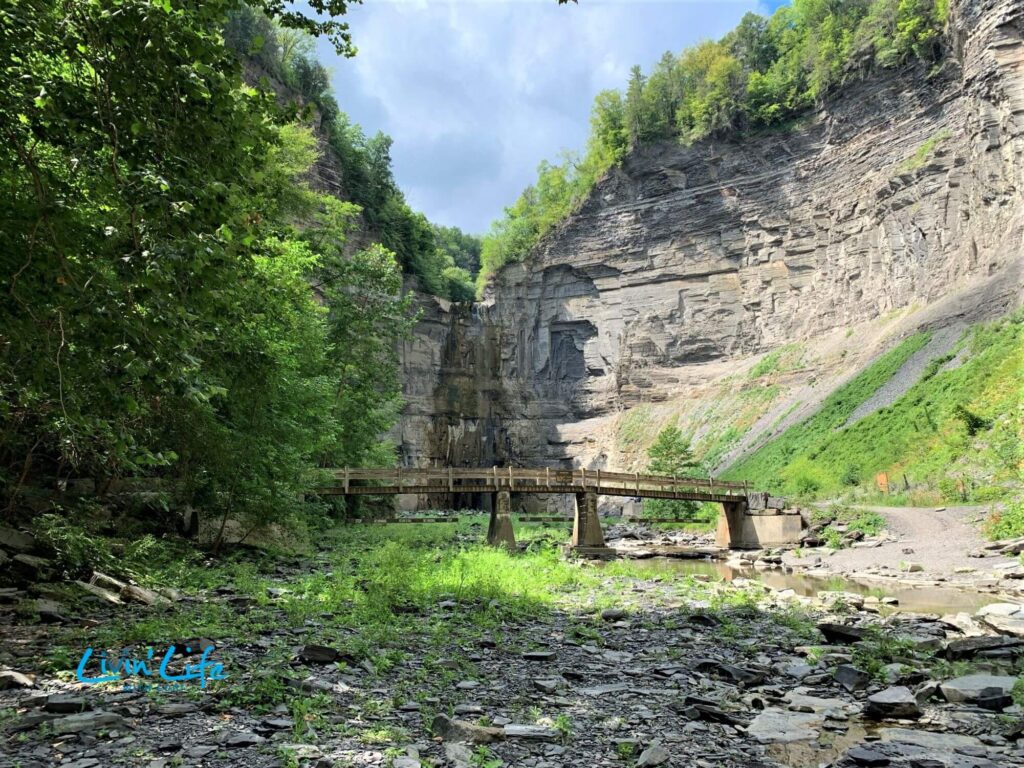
[316,0,769,233]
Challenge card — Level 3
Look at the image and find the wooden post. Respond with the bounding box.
[448,466,453,491]
[581,467,586,489]
[546,467,550,488]
[344,468,350,494]
[493,465,498,489]
[672,474,676,497]
[596,469,601,492]
[635,472,639,494]
[509,465,514,490]
[397,465,402,491]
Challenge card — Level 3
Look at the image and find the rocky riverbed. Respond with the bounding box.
[2,522,1024,768]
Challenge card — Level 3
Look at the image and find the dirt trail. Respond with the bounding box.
[806,505,1017,579]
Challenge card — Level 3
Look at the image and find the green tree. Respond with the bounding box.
[0,1,413,539]
[643,425,702,520]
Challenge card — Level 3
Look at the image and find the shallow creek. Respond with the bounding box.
[620,555,1003,615]
[604,556,1016,767]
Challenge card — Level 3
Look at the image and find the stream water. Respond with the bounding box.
[615,556,1009,766]
[618,555,1002,615]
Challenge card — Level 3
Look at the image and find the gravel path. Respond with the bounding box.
[812,505,1017,578]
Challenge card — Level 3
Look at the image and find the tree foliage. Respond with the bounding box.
[477,0,950,290]
[643,425,702,519]
[223,4,481,303]
[0,0,413,535]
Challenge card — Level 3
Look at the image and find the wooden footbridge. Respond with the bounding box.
[319,467,798,551]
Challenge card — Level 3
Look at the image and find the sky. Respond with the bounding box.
[315,0,785,234]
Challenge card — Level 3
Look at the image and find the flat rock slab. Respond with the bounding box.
[981,614,1024,637]
[747,709,821,743]
[52,711,126,734]
[502,724,559,742]
[945,635,1024,659]
[878,727,983,750]
[44,695,92,713]
[940,674,1017,704]
[579,683,629,696]
[521,650,557,661]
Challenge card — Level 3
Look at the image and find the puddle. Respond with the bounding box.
[615,556,1002,615]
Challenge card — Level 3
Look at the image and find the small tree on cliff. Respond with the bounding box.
[643,425,708,521]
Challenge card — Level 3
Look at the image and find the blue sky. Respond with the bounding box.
[315,0,784,234]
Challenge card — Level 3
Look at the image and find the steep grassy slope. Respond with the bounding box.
[724,313,1023,503]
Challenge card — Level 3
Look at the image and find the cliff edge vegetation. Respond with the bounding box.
[477,0,950,293]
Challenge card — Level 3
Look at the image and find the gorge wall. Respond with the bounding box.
[395,0,1024,492]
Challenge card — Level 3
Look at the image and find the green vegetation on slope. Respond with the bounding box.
[225,4,481,302]
[725,332,931,495]
[477,0,949,291]
[0,1,412,536]
[727,313,1023,502]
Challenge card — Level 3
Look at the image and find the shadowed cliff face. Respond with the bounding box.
[398,0,1024,477]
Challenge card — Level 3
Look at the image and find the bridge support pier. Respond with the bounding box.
[716,498,803,548]
[487,490,516,551]
[571,491,605,549]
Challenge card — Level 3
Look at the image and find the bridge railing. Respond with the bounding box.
[319,466,749,498]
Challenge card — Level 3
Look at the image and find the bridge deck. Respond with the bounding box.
[319,467,749,502]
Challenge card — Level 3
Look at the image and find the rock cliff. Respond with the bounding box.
[397,0,1023,490]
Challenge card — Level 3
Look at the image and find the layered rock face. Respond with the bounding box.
[398,0,1024,478]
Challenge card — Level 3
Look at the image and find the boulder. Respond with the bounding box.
[865,687,922,720]
[18,598,67,623]
[818,622,870,644]
[980,613,1024,637]
[44,695,92,713]
[945,635,1024,660]
[298,644,340,664]
[846,746,891,766]
[12,553,54,581]
[939,674,1017,707]
[431,715,503,744]
[0,526,36,553]
[636,743,671,767]
[835,664,871,692]
[0,670,35,689]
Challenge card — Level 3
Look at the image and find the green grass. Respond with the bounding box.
[898,128,952,173]
[724,331,931,496]
[984,498,1024,541]
[812,505,887,549]
[748,343,804,379]
[725,313,1023,501]
[617,405,655,449]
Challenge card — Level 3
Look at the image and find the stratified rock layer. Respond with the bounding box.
[398,0,1023,482]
